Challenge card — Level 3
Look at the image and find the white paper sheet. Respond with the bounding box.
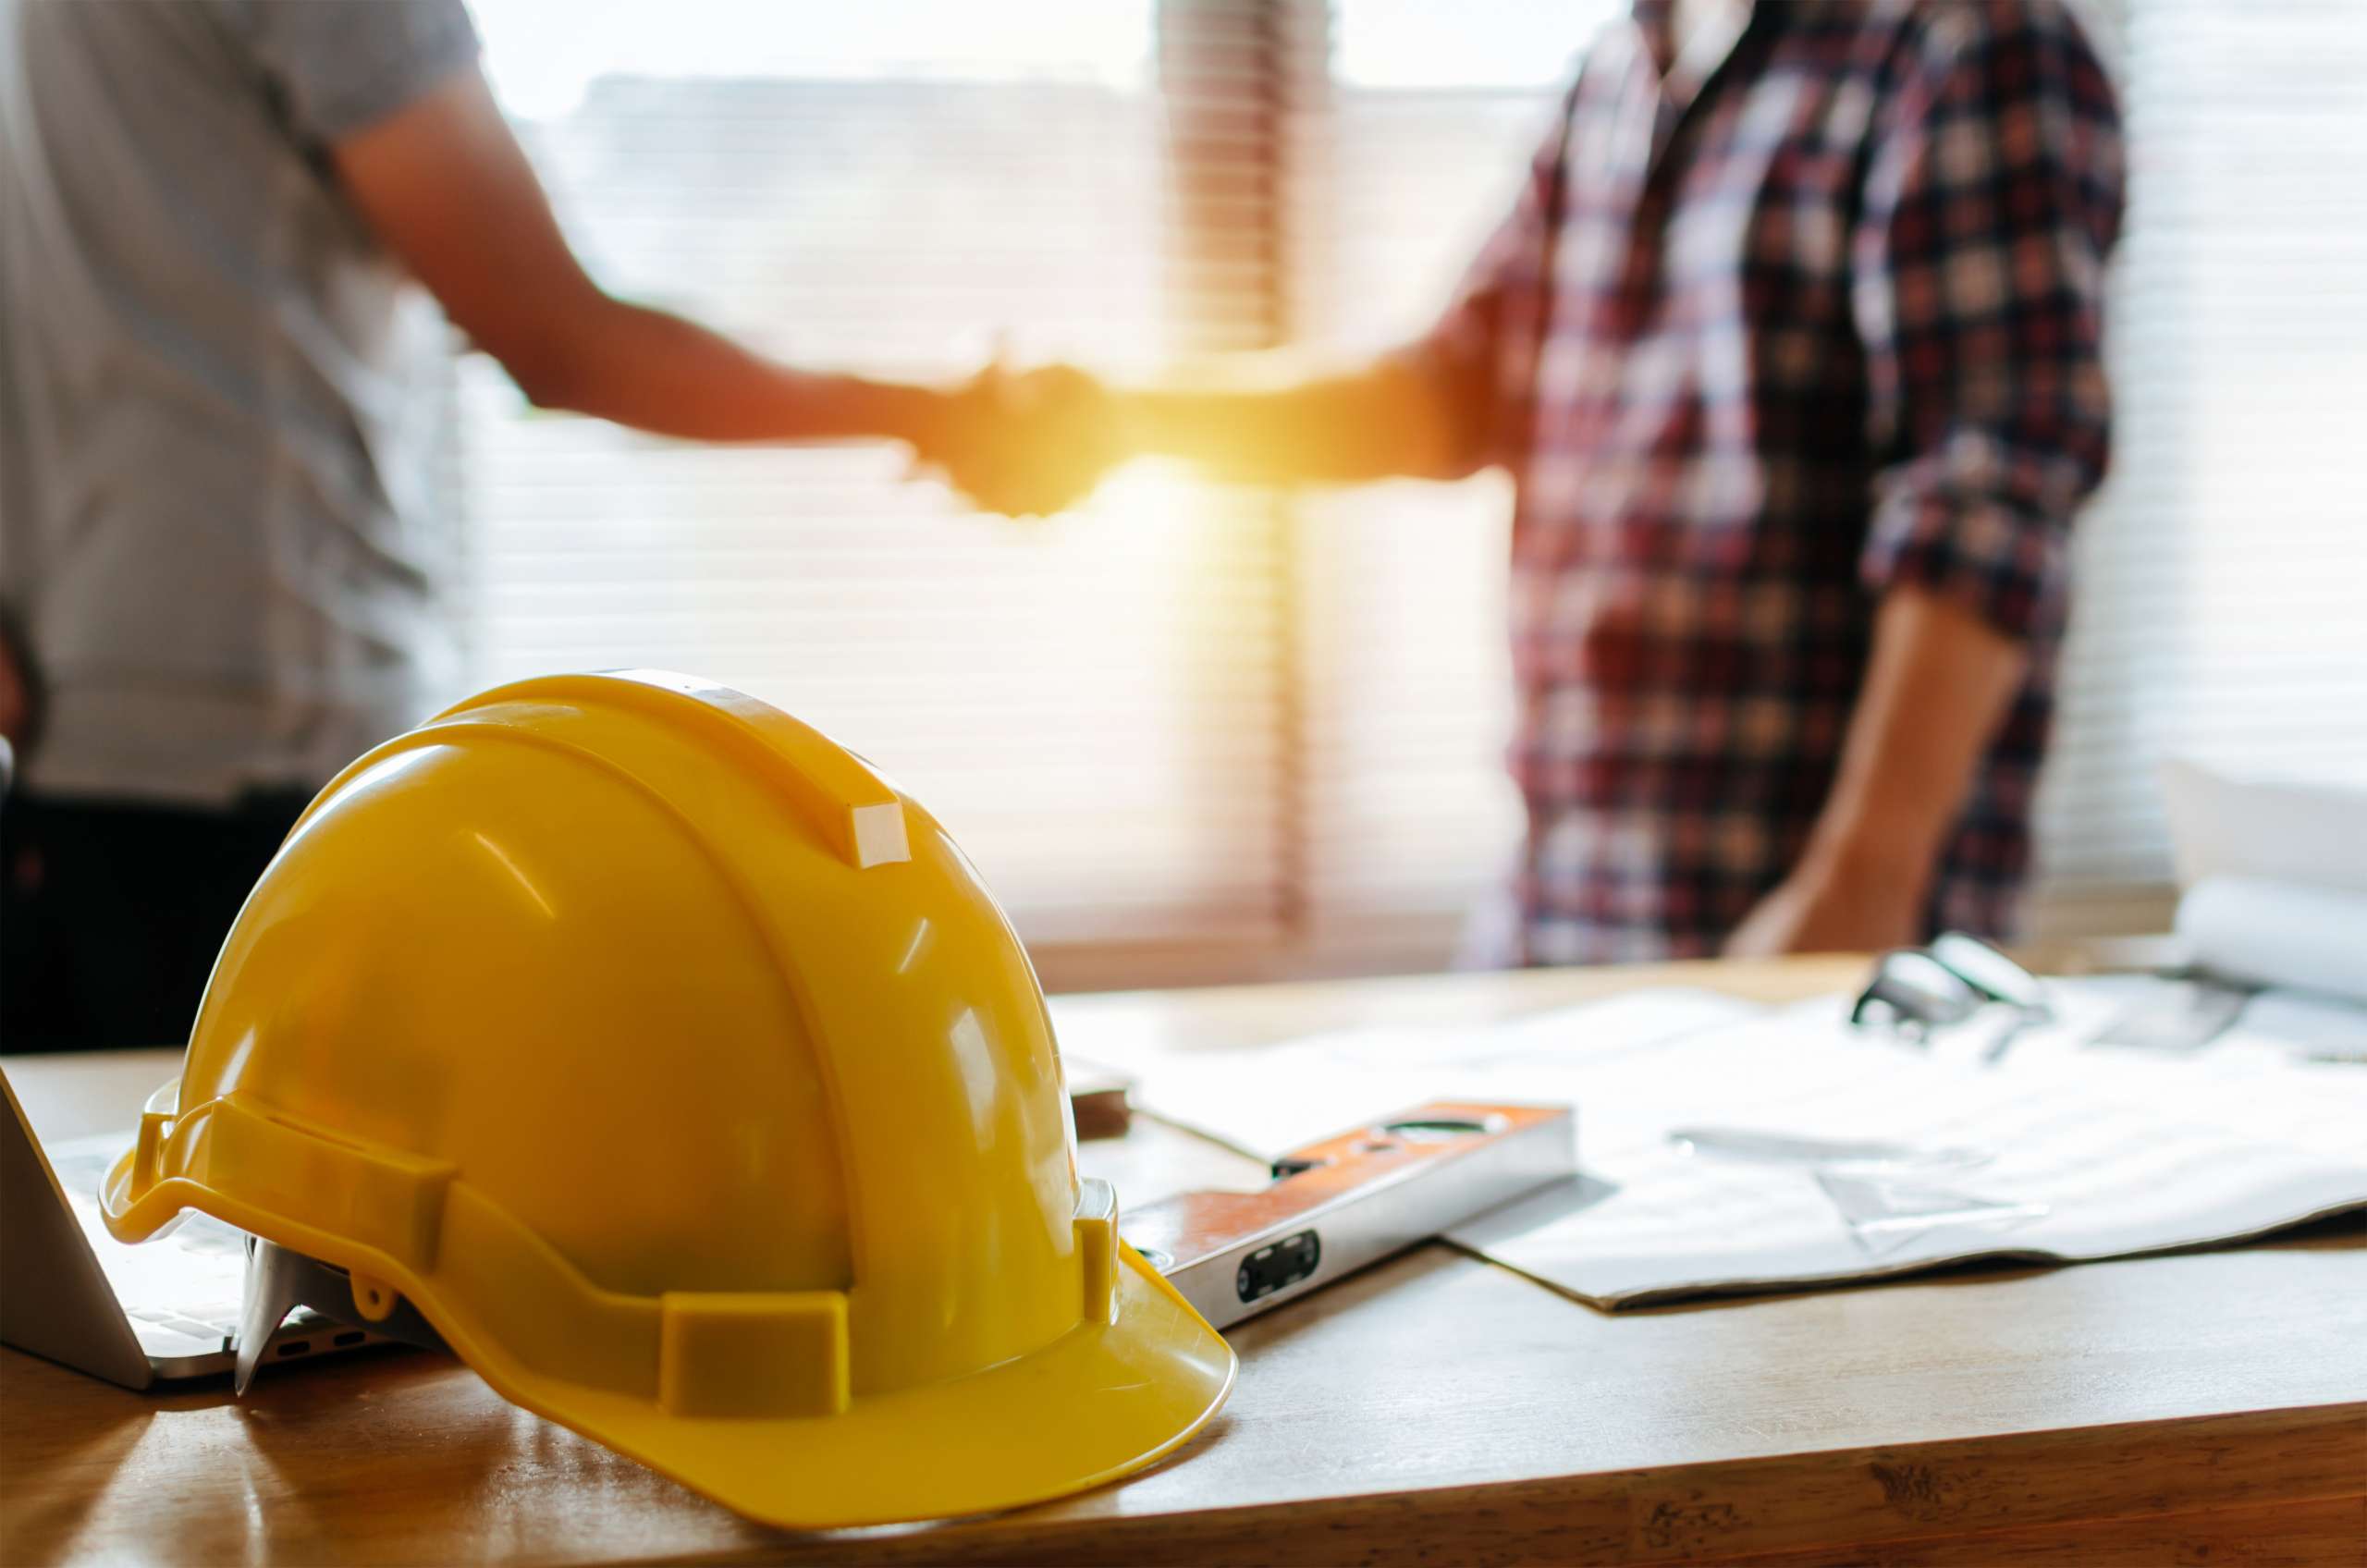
[2163,758,2367,893]
[1104,986,1761,1158]
[2176,876,2367,1004]
[1103,986,2367,1308]
[2161,760,2367,1002]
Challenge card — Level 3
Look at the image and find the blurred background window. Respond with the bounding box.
[457,0,2367,986]
[460,0,1257,990]
[2028,0,2367,939]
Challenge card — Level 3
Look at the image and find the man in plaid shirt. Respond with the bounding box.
[968,1,2125,962]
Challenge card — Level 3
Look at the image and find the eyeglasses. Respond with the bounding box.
[1851,932,2052,1048]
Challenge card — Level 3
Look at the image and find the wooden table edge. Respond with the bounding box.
[616,1400,2367,1566]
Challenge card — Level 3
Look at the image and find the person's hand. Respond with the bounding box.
[1723,843,1925,959]
[914,359,1124,518]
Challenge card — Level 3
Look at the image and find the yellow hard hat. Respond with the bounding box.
[101,671,1234,1527]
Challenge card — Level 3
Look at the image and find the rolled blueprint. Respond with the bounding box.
[2177,876,2367,1005]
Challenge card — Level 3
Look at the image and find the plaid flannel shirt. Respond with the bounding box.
[1421,0,2125,964]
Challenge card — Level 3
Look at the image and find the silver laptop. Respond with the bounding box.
[0,1067,392,1388]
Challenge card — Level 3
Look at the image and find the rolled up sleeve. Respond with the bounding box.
[1852,5,2126,640]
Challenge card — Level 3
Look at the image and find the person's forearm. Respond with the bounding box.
[509,295,945,447]
[1803,585,2029,899]
[327,72,946,451]
[1119,354,1467,486]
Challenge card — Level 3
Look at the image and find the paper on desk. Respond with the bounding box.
[2176,877,2367,1005]
[1105,988,2367,1308]
[1106,986,1760,1158]
[2164,758,2367,893]
[2163,760,2367,1003]
[2228,988,2367,1063]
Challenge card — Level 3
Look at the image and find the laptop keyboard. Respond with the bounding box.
[47,1138,261,1333]
[126,1305,234,1342]
[30,1130,374,1368]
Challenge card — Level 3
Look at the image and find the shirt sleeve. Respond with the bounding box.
[1393,82,1578,475]
[1851,2,2126,640]
[231,0,482,145]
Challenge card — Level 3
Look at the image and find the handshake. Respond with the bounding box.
[907,361,1133,520]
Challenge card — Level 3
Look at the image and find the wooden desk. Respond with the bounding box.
[5,959,2363,1565]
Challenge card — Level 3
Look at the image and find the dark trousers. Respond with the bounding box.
[1,790,312,1051]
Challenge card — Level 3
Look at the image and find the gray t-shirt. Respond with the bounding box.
[1,0,479,804]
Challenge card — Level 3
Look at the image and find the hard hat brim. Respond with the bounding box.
[533,1243,1237,1529]
[105,1144,1233,1529]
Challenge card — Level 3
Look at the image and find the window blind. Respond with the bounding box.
[2030,0,2367,932]
[460,7,1298,976]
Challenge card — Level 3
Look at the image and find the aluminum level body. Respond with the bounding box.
[1124,1102,1576,1331]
